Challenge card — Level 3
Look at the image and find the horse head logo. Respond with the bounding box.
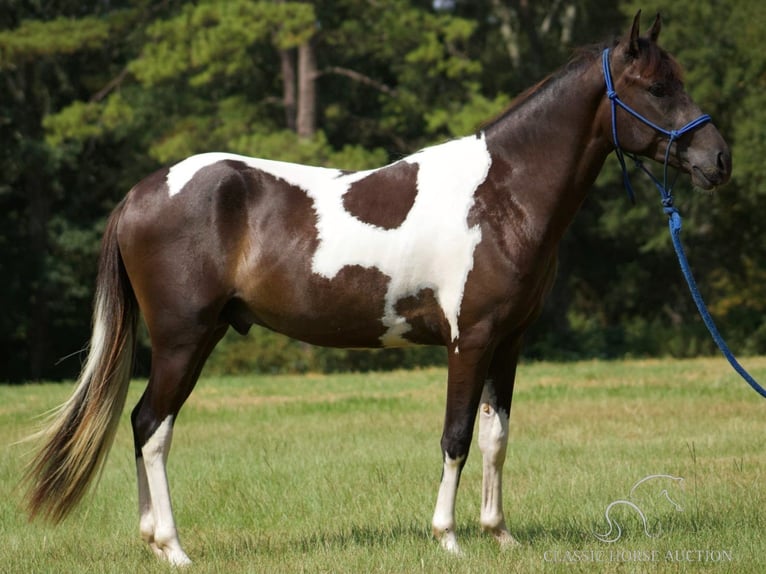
[593,474,685,543]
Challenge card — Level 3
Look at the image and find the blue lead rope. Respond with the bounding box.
[602,48,766,399]
[665,209,766,398]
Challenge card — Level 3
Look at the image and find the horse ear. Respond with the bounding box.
[649,13,662,43]
[628,10,641,58]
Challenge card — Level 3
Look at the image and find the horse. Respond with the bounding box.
[24,12,731,565]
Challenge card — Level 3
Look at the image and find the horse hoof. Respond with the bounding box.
[436,531,463,556]
[164,549,192,567]
[496,530,520,549]
[484,526,519,549]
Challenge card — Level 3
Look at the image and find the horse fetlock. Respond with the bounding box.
[153,525,178,547]
[479,507,516,546]
[432,513,455,537]
[139,512,155,543]
[480,510,506,532]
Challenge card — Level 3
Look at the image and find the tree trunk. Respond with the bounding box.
[280,48,297,131]
[25,182,50,380]
[296,38,317,139]
[18,61,52,380]
[26,155,50,380]
[490,0,520,68]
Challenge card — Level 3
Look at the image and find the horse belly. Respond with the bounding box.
[237,250,450,349]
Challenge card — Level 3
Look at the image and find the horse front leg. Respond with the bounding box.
[478,336,521,547]
[432,345,491,554]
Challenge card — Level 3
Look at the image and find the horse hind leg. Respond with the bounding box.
[136,414,178,563]
[132,324,227,566]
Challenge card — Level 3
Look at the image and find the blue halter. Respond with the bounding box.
[602,47,766,399]
[601,48,712,205]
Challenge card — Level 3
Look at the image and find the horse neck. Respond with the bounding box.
[483,58,611,239]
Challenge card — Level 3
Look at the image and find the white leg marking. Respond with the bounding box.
[136,457,164,559]
[478,385,517,547]
[141,416,192,566]
[432,454,465,554]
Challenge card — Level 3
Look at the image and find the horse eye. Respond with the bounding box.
[648,82,668,98]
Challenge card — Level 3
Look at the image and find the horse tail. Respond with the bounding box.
[25,198,138,522]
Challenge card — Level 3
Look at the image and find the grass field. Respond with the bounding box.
[2,357,766,573]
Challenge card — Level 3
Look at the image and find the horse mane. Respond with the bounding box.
[479,42,611,133]
[480,36,682,134]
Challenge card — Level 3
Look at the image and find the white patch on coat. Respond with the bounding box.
[166,152,347,198]
[165,135,491,345]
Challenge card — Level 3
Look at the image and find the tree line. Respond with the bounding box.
[2,0,765,382]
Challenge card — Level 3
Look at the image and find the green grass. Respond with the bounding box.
[2,357,766,573]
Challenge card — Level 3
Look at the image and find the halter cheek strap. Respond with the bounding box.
[601,48,711,206]
[602,47,766,400]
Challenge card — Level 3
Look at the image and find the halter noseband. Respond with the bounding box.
[601,48,711,207]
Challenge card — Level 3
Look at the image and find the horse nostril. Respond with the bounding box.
[717,150,731,174]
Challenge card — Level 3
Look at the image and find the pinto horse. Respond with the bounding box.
[25,13,730,565]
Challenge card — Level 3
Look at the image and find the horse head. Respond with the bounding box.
[600,11,732,190]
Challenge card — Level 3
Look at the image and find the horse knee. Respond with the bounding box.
[441,420,475,461]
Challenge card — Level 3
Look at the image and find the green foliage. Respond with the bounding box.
[0,16,111,67]
[205,327,445,376]
[44,94,136,148]
[2,0,766,380]
[231,130,389,170]
[130,1,315,87]
[426,87,510,137]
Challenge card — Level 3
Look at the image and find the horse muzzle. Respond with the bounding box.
[682,119,732,190]
[689,146,732,190]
